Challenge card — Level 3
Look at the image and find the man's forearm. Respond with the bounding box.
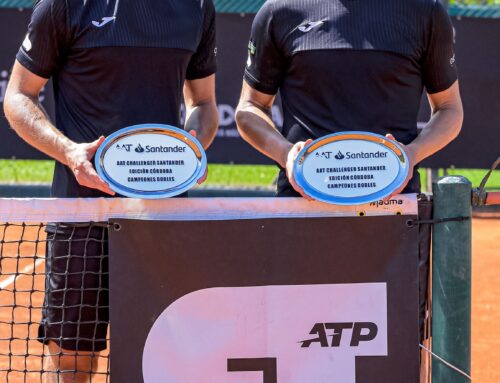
[184,101,219,150]
[407,103,463,164]
[235,103,292,168]
[4,92,75,166]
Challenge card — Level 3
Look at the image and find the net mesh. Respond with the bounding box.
[0,222,110,382]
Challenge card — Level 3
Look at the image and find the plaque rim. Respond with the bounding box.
[293,131,410,205]
[95,124,207,199]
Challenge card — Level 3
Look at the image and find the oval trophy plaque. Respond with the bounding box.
[293,132,410,205]
[95,124,207,199]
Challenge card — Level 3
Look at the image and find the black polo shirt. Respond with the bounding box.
[244,0,458,196]
[17,0,216,197]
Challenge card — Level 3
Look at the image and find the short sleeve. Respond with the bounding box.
[186,0,217,80]
[422,2,458,94]
[16,0,70,79]
[243,1,286,95]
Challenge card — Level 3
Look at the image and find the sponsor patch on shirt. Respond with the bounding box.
[248,40,256,55]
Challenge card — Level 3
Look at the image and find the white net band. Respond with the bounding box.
[0,195,418,223]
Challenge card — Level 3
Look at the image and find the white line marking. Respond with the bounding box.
[0,259,45,290]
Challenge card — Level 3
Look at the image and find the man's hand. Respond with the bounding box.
[285,139,314,201]
[64,136,115,196]
[384,134,416,198]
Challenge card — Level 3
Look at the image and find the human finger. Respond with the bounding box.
[385,133,396,141]
[87,136,106,157]
[197,167,208,184]
[81,161,115,195]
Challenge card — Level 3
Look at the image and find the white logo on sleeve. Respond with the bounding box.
[143,283,388,383]
[92,16,116,28]
[298,20,325,33]
[22,34,32,52]
[450,54,456,66]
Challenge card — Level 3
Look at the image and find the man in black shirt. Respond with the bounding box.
[4,0,218,382]
[236,0,463,198]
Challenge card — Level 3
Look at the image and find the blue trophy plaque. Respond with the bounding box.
[293,132,410,205]
[95,124,207,199]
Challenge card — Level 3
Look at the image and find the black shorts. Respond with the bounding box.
[38,223,109,352]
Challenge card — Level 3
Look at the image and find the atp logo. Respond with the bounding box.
[115,144,132,152]
[335,151,345,160]
[315,151,332,159]
[143,283,387,383]
[135,144,145,153]
[301,322,378,348]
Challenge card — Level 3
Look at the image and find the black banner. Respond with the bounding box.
[0,9,498,168]
[109,215,420,382]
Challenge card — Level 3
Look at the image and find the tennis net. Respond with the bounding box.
[0,220,110,383]
[0,196,420,382]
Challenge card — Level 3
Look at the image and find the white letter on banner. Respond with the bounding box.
[142,283,387,383]
[218,104,236,127]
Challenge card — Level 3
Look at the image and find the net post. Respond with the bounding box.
[431,176,472,382]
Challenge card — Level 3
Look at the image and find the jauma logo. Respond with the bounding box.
[335,151,345,160]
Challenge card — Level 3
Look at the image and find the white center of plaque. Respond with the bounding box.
[101,133,199,193]
[302,140,402,198]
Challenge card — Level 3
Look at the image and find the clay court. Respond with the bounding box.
[0,218,499,382]
[471,218,500,383]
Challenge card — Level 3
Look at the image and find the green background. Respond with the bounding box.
[1,160,498,193]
